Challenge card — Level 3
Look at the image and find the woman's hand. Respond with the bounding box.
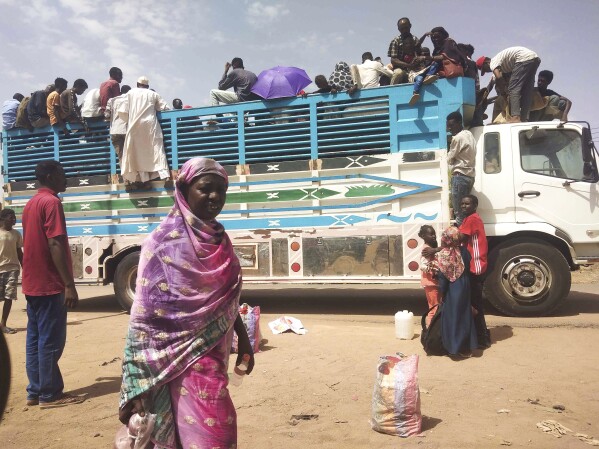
[118,395,146,425]
[234,314,255,374]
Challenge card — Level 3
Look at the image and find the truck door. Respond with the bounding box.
[512,125,599,254]
[475,129,516,224]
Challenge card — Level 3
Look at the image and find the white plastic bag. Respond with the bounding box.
[114,413,156,449]
[371,354,421,437]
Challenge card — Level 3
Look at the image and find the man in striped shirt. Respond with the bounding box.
[459,194,491,348]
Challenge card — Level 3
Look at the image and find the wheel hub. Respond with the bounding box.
[516,270,536,287]
[501,257,552,301]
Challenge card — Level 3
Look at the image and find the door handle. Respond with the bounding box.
[518,190,541,198]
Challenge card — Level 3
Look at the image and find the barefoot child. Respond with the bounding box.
[418,225,440,326]
[0,209,23,334]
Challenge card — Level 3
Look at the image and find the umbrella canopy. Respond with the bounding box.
[251,66,312,99]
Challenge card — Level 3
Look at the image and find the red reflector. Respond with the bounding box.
[291,262,301,272]
[85,266,93,274]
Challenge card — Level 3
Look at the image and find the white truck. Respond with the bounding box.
[2,78,598,315]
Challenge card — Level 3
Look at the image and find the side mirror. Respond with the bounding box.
[582,162,599,183]
[582,127,599,182]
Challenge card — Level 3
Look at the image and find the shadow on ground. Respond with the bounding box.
[68,376,121,401]
[242,286,599,318]
[76,294,125,314]
[72,285,599,318]
[547,290,599,317]
[242,287,426,316]
[421,415,442,431]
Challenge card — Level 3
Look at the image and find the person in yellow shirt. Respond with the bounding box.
[46,78,69,135]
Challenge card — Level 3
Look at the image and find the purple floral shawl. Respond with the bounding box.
[119,157,241,448]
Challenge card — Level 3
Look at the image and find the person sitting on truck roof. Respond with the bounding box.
[210,57,258,106]
[311,75,339,94]
[430,27,465,73]
[105,85,132,165]
[118,76,170,187]
[46,77,70,135]
[2,93,24,130]
[328,61,354,91]
[172,98,192,109]
[459,43,479,89]
[15,95,33,131]
[27,84,54,128]
[349,52,394,92]
[446,110,476,226]
[375,57,391,86]
[387,17,423,85]
[80,87,103,121]
[60,78,88,131]
[477,47,541,123]
[409,27,463,106]
[405,46,437,104]
[99,67,123,113]
[529,70,572,121]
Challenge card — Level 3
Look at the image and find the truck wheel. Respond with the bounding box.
[114,251,140,312]
[485,239,571,317]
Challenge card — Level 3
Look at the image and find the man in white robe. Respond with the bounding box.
[119,76,170,186]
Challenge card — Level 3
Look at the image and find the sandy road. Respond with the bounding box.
[0,280,598,449]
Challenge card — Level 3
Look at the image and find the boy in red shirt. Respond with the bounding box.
[459,195,491,348]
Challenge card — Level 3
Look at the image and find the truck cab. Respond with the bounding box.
[472,121,599,315]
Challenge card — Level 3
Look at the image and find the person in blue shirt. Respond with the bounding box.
[2,93,24,130]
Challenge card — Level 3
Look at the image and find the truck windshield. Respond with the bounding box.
[519,129,584,180]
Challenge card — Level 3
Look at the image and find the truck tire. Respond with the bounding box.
[484,238,571,317]
[114,251,140,312]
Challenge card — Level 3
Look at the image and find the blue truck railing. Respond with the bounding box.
[2,78,474,182]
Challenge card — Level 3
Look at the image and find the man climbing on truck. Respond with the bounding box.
[446,111,476,226]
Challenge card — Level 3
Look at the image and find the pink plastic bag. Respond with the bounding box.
[371,354,422,437]
[232,303,263,353]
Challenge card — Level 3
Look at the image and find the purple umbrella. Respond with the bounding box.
[251,66,312,99]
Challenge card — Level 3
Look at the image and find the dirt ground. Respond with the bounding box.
[1,268,598,449]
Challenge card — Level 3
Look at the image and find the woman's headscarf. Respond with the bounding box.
[437,226,465,282]
[329,61,354,90]
[120,157,241,448]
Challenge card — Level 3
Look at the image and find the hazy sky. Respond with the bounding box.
[1,0,597,134]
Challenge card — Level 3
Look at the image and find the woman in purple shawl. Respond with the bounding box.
[119,157,254,449]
